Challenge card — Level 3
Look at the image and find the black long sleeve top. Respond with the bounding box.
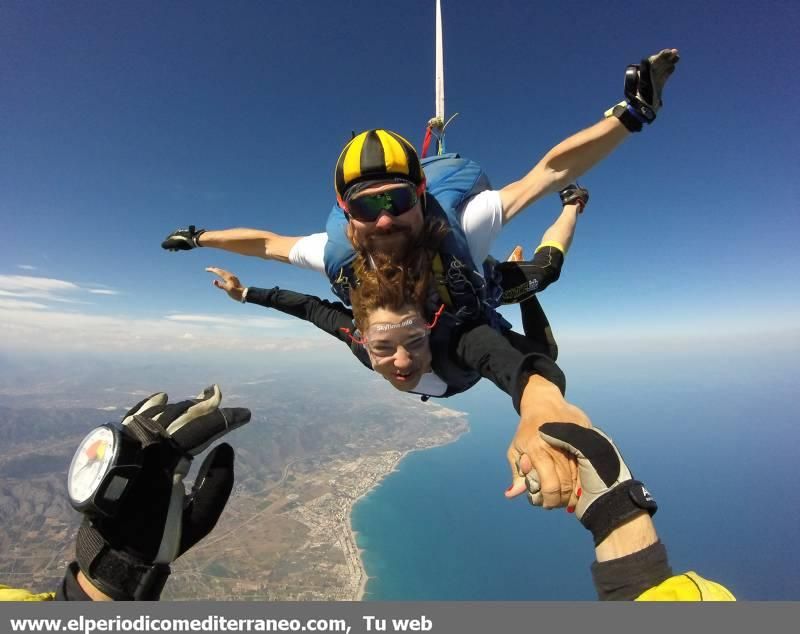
[244,286,565,411]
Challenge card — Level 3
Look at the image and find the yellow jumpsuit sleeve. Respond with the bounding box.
[0,585,56,601]
[635,572,735,601]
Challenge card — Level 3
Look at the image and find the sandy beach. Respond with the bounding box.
[343,406,470,601]
[344,502,369,600]
[342,449,412,600]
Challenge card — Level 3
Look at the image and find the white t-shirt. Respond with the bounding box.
[410,372,449,397]
[287,190,504,273]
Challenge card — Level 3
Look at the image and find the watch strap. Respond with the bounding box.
[123,414,169,447]
[580,480,658,546]
[604,100,644,133]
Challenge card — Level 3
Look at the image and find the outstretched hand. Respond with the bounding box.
[559,183,590,214]
[644,48,680,109]
[537,422,657,546]
[206,267,246,302]
[75,385,251,600]
[628,48,680,121]
[162,226,206,251]
[505,422,579,511]
[504,376,591,511]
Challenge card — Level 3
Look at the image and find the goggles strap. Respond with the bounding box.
[426,304,446,330]
[339,327,367,345]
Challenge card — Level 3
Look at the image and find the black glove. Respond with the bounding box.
[559,183,589,213]
[161,225,206,251]
[606,49,680,132]
[535,423,657,546]
[75,385,251,600]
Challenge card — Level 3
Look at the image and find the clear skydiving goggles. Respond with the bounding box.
[343,180,425,222]
[340,305,445,360]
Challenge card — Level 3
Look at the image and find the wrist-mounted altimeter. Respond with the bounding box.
[67,423,143,517]
[66,387,251,601]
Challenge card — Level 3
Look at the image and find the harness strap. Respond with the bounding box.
[432,253,453,307]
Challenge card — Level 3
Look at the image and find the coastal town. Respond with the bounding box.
[0,377,469,600]
[164,401,469,600]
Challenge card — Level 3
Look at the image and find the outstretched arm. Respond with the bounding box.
[499,48,679,224]
[206,267,354,339]
[500,118,627,223]
[245,287,356,345]
[535,423,735,600]
[495,185,588,304]
[452,322,588,509]
[162,225,329,271]
[196,228,303,263]
[506,374,591,509]
[539,204,580,253]
[160,226,303,262]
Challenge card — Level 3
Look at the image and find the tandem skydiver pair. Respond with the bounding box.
[162,49,681,510]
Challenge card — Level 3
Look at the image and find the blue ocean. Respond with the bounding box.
[352,347,800,600]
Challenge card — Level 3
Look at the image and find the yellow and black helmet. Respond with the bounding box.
[335,129,425,205]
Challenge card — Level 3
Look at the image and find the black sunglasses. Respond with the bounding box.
[344,184,420,222]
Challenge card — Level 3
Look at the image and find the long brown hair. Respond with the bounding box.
[349,216,449,332]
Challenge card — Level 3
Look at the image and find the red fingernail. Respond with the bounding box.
[577,488,582,498]
[567,506,575,514]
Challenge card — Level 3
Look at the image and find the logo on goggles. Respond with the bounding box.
[373,318,416,332]
[338,304,446,346]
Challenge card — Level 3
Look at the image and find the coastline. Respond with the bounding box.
[344,499,371,600]
[336,448,412,601]
[345,407,470,600]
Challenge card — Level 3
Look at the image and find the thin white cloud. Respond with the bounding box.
[0,298,48,310]
[0,274,118,304]
[17,265,37,271]
[165,313,287,329]
[97,406,119,412]
[0,290,91,305]
[0,275,78,293]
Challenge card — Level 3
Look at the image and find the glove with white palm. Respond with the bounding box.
[75,385,250,600]
[533,423,657,546]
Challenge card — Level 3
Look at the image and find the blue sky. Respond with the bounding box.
[2,0,799,357]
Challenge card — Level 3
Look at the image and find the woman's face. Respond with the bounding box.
[364,306,433,391]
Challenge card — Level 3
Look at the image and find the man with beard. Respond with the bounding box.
[163,49,679,287]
